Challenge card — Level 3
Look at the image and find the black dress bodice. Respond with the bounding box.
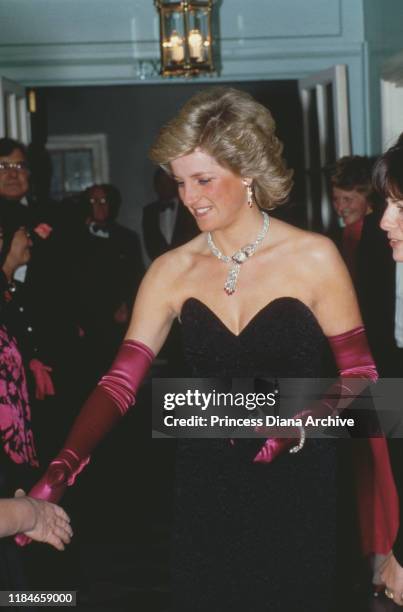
[172,297,353,612]
[181,296,327,378]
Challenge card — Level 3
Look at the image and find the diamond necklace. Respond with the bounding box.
[207,211,270,295]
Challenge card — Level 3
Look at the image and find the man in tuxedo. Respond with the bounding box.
[0,137,58,229]
[142,168,199,261]
[0,137,61,349]
[0,138,34,226]
[74,184,144,380]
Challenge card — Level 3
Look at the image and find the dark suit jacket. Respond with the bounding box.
[73,222,144,333]
[142,199,199,261]
[0,195,79,367]
[330,212,399,375]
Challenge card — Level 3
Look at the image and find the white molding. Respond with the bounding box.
[380,50,403,151]
[298,64,351,158]
[0,76,30,142]
[382,50,403,85]
[298,64,351,230]
[381,80,403,151]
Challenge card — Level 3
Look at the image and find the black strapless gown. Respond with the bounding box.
[173,297,356,612]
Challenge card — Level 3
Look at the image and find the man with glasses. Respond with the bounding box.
[0,138,81,419]
[0,138,33,227]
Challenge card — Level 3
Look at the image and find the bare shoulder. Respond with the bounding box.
[145,233,205,285]
[273,219,342,272]
[138,234,206,308]
[298,230,341,269]
[127,234,206,352]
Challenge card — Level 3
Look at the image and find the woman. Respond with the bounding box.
[372,135,403,605]
[329,155,398,376]
[24,88,382,611]
[0,224,39,485]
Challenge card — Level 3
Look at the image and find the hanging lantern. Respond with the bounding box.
[155,1,215,77]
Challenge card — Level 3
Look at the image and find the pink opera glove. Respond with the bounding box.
[254,326,378,464]
[16,339,154,547]
[29,359,55,400]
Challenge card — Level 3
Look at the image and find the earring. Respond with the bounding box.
[242,179,253,208]
[247,184,253,208]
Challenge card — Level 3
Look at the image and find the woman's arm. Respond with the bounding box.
[124,251,179,353]
[18,254,179,518]
[308,235,363,335]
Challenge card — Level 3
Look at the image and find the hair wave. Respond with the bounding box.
[150,87,293,210]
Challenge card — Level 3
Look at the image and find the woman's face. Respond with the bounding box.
[170,149,248,231]
[332,187,370,226]
[380,198,403,262]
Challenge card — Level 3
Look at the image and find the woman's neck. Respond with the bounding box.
[209,207,266,255]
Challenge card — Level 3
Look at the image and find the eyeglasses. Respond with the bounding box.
[0,161,28,173]
[89,197,108,205]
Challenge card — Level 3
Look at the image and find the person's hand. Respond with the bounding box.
[14,489,73,551]
[253,419,306,463]
[380,553,403,606]
[29,359,55,400]
[15,462,70,547]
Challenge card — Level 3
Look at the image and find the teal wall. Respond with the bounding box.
[0,0,402,155]
[363,0,403,152]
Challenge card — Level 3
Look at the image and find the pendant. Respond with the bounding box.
[224,262,240,295]
[206,211,270,296]
[232,244,253,264]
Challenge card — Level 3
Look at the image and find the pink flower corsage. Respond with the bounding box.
[33,223,53,239]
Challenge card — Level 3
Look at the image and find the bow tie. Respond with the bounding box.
[88,222,110,238]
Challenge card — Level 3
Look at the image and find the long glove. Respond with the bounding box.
[253,325,378,463]
[252,325,399,558]
[16,339,154,546]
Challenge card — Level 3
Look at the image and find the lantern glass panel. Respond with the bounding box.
[187,8,210,63]
[162,9,185,66]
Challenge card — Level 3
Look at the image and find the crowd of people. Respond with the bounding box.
[0,87,403,611]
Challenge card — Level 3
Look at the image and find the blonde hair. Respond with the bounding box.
[149,87,293,210]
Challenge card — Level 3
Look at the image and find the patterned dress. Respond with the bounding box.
[0,324,38,468]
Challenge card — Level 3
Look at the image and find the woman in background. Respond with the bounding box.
[329,155,399,376]
[373,134,403,606]
[0,220,71,589]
